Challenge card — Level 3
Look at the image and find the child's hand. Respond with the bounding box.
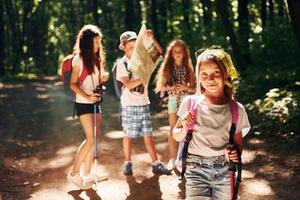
[226,147,239,163]
[88,93,101,103]
[175,83,187,92]
[101,71,109,83]
[181,112,195,127]
[139,78,145,85]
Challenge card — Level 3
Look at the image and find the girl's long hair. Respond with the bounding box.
[155,39,195,93]
[73,24,106,74]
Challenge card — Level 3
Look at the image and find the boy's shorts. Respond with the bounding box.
[121,105,152,138]
[168,95,186,114]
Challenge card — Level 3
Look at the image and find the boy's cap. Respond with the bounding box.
[119,31,137,50]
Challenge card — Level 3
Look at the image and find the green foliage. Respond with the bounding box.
[1,0,300,142]
[248,88,298,124]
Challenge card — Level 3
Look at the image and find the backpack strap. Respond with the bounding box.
[77,64,89,86]
[179,95,198,179]
[229,99,238,127]
[123,60,132,80]
[228,99,241,200]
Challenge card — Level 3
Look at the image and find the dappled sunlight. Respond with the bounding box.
[36,94,50,99]
[242,149,267,164]
[155,141,169,151]
[31,188,73,200]
[248,138,264,145]
[36,87,47,92]
[105,130,124,139]
[242,170,255,179]
[0,94,9,98]
[132,153,153,164]
[158,125,170,132]
[56,146,78,155]
[152,111,168,119]
[45,146,77,169]
[32,178,128,200]
[153,125,169,138]
[244,179,273,196]
[64,115,78,121]
[3,83,25,89]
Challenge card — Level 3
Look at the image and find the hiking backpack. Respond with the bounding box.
[61,54,89,92]
[112,58,132,99]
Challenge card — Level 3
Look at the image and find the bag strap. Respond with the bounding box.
[179,95,198,179]
[229,99,238,126]
[228,99,241,200]
[186,95,198,131]
[123,60,132,80]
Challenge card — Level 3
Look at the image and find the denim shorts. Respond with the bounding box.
[121,105,153,138]
[185,154,231,200]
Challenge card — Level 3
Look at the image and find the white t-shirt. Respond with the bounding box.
[177,95,251,157]
[72,54,100,104]
[116,56,149,106]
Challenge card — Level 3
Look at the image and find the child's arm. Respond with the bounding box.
[173,112,195,141]
[175,83,195,94]
[100,68,109,83]
[119,76,145,90]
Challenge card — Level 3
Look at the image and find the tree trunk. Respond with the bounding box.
[285,0,300,44]
[216,0,245,71]
[261,0,267,27]
[200,0,212,26]
[0,1,4,76]
[150,0,159,38]
[238,0,251,64]
[134,0,142,26]
[91,0,101,27]
[278,0,284,17]
[182,0,192,34]
[268,0,274,25]
[4,0,22,74]
[124,0,135,30]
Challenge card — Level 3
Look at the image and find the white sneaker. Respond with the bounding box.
[67,172,92,190]
[82,172,108,185]
[167,159,175,171]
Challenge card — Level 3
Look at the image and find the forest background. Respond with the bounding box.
[1,0,300,154]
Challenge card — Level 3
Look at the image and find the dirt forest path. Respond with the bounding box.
[0,77,299,200]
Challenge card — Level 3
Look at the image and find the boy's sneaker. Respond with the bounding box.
[152,162,171,175]
[123,162,133,175]
[167,159,175,171]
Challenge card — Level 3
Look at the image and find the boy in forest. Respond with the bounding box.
[116,31,170,175]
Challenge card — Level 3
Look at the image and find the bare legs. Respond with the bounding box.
[71,113,101,176]
[168,113,178,160]
[123,136,158,162]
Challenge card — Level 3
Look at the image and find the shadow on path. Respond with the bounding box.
[125,175,162,200]
[68,188,102,200]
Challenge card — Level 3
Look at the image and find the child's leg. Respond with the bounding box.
[82,113,101,176]
[143,136,158,162]
[123,136,133,161]
[168,113,178,160]
[70,113,95,175]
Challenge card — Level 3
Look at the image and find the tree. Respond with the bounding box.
[285,0,300,44]
[0,1,4,76]
[238,0,251,64]
[216,0,245,70]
